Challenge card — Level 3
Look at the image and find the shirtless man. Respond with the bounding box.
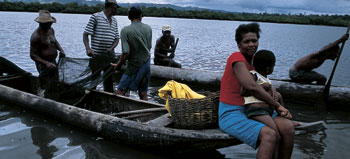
[30,10,65,86]
[289,33,348,85]
[154,25,181,68]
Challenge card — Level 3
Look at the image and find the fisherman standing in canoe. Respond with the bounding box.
[83,0,120,92]
[154,25,181,68]
[30,10,65,89]
[289,33,349,85]
[111,5,152,101]
[219,23,295,159]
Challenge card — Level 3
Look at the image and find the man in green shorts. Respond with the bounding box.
[111,5,152,101]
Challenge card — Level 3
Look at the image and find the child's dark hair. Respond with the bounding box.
[253,50,276,72]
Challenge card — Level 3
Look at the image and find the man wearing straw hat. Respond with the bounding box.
[30,10,65,90]
[83,0,120,92]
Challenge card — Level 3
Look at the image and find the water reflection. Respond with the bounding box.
[31,127,58,159]
[2,84,350,158]
[295,131,327,158]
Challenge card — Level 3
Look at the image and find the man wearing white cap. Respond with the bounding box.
[30,10,65,90]
[154,25,181,68]
[83,0,120,92]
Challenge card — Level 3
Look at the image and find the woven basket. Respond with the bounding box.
[169,91,220,129]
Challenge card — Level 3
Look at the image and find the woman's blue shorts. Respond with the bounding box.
[218,102,277,149]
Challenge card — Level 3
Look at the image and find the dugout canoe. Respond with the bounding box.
[0,74,241,153]
[150,65,350,109]
[0,73,327,153]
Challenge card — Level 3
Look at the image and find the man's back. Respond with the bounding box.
[291,52,325,72]
[289,33,349,85]
[291,33,348,72]
[121,21,152,75]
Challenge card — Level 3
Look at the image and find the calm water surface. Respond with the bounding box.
[1,11,350,159]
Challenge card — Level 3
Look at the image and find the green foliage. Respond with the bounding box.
[0,1,349,27]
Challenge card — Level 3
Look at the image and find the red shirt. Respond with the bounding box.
[220,52,254,105]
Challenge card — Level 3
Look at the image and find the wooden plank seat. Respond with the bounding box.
[145,113,173,127]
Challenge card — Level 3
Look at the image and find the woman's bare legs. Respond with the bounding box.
[274,116,295,159]
[257,126,278,159]
[252,115,280,159]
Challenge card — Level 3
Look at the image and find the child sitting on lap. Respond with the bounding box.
[242,50,284,132]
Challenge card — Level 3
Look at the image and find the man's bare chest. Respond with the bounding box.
[160,40,171,48]
[39,35,56,47]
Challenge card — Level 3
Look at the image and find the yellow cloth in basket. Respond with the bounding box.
[158,80,206,112]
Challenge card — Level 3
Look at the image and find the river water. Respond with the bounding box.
[1,11,350,159]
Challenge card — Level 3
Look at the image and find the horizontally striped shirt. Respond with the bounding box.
[84,11,119,55]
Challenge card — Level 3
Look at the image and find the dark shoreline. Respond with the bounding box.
[0,1,349,27]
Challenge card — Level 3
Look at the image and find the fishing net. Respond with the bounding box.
[44,55,120,105]
[1,55,121,105]
[58,55,118,90]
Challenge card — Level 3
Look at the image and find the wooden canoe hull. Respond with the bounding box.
[150,65,350,109]
[0,75,239,153]
[0,74,328,153]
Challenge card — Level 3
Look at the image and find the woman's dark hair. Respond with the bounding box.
[253,50,276,71]
[235,23,261,44]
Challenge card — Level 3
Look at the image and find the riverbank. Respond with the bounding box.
[0,1,349,27]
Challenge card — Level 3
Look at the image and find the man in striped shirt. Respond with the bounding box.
[83,0,120,92]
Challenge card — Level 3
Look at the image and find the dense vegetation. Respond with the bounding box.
[0,1,349,27]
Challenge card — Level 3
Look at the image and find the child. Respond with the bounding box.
[242,50,288,133]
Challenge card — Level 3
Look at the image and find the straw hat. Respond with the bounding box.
[34,10,56,23]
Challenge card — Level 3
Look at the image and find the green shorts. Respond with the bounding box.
[289,69,324,84]
[245,106,274,118]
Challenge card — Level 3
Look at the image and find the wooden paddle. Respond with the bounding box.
[112,107,167,116]
[170,38,179,59]
[0,72,31,82]
[323,24,350,97]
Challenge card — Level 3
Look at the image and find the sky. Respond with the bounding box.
[118,0,350,15]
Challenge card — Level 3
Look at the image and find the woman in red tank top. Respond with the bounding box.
[219,23,294,159]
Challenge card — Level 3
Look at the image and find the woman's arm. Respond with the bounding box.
[241,73,257,96]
